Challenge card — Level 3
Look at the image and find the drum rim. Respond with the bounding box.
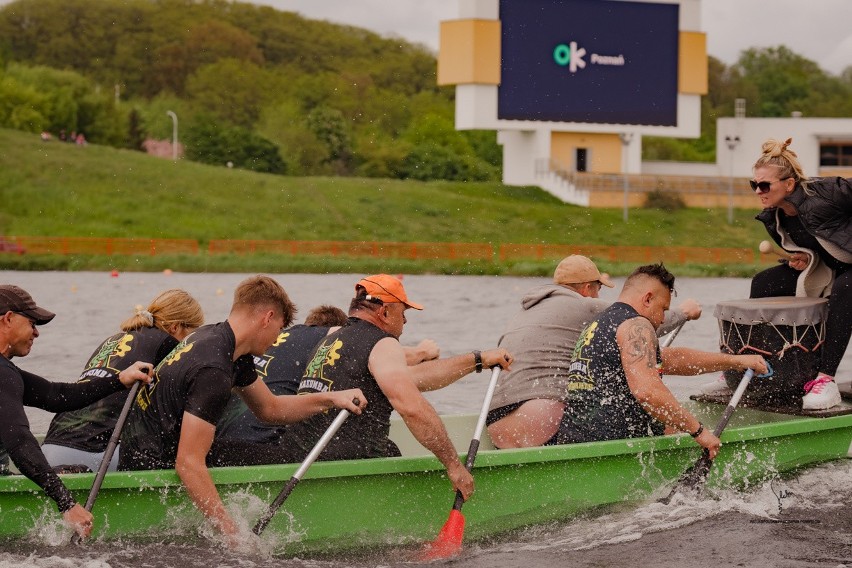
[713,296,828,325]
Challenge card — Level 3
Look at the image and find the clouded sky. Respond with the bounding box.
[255,0,852,75]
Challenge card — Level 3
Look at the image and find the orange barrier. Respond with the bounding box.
[1,236,773,266]
[498,243,764,265]
[0,236,198,256]
[208,240,494,261]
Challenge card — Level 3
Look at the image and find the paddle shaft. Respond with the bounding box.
[661,321,685,348]
[661,368,754,503]
[252,404,354,536]
[451,367,501,511]
[71,377,143,544]
[710,368,754,437]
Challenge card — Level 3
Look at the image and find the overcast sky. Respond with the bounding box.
[254,0,852,76]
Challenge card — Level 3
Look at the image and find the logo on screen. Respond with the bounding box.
[554,42,626,73]
[553,41,586,73]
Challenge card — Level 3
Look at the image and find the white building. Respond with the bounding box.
[439,0,852,208]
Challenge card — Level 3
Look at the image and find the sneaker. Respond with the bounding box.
[802,374,842,410]
[700,373,733,397]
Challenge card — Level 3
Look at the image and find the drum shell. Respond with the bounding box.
[720,320,821,405]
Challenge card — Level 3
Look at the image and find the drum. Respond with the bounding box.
[714,297,827,406]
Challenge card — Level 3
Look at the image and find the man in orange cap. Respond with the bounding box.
[284,274,513,502]
[487,256,701,448]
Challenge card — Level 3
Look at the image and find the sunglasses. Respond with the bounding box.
[750,177,791,193]
[13,312,37,330]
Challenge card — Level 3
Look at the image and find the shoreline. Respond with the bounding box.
[0,254,770,279]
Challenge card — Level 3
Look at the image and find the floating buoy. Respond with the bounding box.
[110,270,119,278]
[216,288,224,296]
[163,268,173,276]
[70,285,78,293]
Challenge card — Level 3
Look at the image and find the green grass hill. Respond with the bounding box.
[0,128,769,276]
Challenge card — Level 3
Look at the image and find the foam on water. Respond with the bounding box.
[468,459,852,558]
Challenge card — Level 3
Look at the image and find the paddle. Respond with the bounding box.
[71,367,146,544]
[662,320,685,348]
[420,366,502,560]
[252,398,358,536]
[660,368,755,504]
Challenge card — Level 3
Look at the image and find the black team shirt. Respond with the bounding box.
[119,322,257,471]
[43,326,178,452]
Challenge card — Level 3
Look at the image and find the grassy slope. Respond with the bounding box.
[0,128,769,275]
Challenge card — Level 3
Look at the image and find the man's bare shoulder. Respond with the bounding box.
[617,317,658,368]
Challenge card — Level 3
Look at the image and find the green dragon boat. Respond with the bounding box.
[1,399,851,555]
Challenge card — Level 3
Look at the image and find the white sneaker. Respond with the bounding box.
[801,374,842,410]
[700,373,732,397]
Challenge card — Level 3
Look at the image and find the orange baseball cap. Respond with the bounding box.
[356,274,424,310]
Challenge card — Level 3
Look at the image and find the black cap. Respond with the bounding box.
[0,285,56,325]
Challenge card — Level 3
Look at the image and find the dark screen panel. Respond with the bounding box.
[498,0,680,126]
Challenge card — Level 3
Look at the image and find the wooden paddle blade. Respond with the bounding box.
[419,509,466,560]
[660,454,714,504]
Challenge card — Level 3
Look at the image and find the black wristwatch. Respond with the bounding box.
[689,423,704,438]
[472,350,483,373]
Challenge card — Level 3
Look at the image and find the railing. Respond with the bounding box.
[1,236,773,265]
[539,160,754,196]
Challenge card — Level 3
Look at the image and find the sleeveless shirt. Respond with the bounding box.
[555,302,664,444]
[285,317,393,461]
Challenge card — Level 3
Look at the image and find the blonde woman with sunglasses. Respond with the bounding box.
[750,138,852,409]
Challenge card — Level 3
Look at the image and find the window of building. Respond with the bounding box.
[819,143,852,167]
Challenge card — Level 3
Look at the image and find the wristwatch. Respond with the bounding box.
[689,423,704,438]
[472,350,483,373]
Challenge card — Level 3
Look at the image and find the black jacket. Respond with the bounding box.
[756,176,852,257]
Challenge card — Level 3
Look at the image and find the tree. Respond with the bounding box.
[306,106,353,174]
[184,116,286,174]
[185,58,274,128]
[126,108,145,151]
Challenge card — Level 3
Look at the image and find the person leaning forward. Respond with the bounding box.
[118,275,365,546]
[283,274,513,501]
[553,264,768,457]
[0,285,152,540]
[487,255,702,449]
[209,303,445,467]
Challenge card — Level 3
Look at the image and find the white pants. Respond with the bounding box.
[41,444,118,472]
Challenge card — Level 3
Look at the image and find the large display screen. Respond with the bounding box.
[498,0,680,126]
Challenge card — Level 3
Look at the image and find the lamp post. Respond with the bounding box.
[619,133,633,222]
[725,135,741,224]
[166,110,178,161]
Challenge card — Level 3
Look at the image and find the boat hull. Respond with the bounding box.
[1,402,850,554]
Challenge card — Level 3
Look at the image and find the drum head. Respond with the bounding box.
[714,297,828,325]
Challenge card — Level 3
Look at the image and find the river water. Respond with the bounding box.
[1,271,850,567]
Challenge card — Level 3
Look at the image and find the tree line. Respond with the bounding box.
[1,0,850,178]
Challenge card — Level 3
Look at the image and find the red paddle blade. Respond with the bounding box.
[419,509,466,560]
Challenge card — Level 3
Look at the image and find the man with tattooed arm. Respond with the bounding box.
[552,264,767,457]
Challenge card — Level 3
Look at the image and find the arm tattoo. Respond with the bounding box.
[623,320,658,369]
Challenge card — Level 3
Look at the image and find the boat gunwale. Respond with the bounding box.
[3,408,851,494]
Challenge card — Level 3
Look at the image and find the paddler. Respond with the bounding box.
[117,275,365,547]
[486,255,702,448]
[281,274,513,500]
[0,284,152,539]
[554,264,768,455]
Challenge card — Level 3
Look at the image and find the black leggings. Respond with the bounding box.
[750,264,852,376]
